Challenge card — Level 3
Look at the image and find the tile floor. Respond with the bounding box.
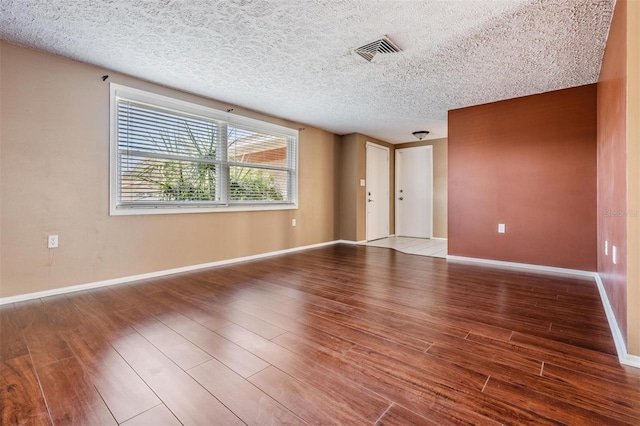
[360,236,448,258]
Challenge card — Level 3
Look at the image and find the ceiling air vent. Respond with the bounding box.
[354,36,402,62]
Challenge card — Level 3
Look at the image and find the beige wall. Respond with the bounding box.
[395,138,448,239]
[338,134,358,241]
[337,133,395,242]
[339,135,447,241]
[627,0,639,356]
[355,134,396,242]
[0,42,340,298]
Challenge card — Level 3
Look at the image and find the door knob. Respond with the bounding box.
[399,197,404,201]
[368,199,373,202]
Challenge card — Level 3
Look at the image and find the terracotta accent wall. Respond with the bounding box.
[626,0,640,357]
[448,85,597,270]
[395,138,448,239]
[0,42,340,298]
[597,0,628,346]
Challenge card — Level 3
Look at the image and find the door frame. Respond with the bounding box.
[395,145,433,239]
[365,142,390,241]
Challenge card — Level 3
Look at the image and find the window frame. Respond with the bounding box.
[109,83,299,216]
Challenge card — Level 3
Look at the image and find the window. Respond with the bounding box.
[110,84,298,215]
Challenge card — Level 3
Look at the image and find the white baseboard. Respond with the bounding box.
[446,255,637,368]
[0,239,342,305]
[336,240,358,245]
[592,273,639,368]
[446,255,594,278]
[623,353,640,368]
[431,237,448,241]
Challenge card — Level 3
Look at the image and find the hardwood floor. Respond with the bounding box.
[2,244,639,425]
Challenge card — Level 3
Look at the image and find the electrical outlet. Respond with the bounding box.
[498,224,506,233]
[292,219,297,227]
[48,235,59,248]
[360,179,366,187]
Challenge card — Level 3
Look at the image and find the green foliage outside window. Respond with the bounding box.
[126,122,283,202]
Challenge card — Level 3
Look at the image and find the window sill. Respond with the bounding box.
[109,203,298,216]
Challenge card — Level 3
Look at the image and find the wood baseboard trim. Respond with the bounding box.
[446,255,637,368]
[0,240,343,305]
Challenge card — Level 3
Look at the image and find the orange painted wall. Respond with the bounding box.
[597,0,628,345]
[448,85,597,270]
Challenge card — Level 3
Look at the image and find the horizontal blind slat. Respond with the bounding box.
[115,94,296,208]
[118,101,218,160]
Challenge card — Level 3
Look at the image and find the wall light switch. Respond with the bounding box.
[498,224,506,233]
[291,219,297,227]
[48,235,59,248]
[613,245,617,265]
[360,179,366,187]
[605,240,608,256]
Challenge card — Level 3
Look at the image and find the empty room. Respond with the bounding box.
[1,0,639,425]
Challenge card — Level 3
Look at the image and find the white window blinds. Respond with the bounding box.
[111,84,298,215]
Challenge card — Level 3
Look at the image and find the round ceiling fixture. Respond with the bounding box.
[412,130,430,140]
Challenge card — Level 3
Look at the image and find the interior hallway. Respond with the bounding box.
[360,236,448,258]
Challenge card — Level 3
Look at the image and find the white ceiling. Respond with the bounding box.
[0,0,615,143]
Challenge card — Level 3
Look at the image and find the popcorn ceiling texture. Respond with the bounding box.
[0,0,614,143]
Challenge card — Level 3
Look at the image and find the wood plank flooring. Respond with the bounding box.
[1,244,639,425]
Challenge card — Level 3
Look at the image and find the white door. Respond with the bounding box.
[395,146,433,238]
[366,142,390,241]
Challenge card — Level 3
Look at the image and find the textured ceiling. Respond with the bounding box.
[0,0,614,143]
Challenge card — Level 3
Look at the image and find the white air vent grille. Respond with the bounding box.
[355,36,402,62]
